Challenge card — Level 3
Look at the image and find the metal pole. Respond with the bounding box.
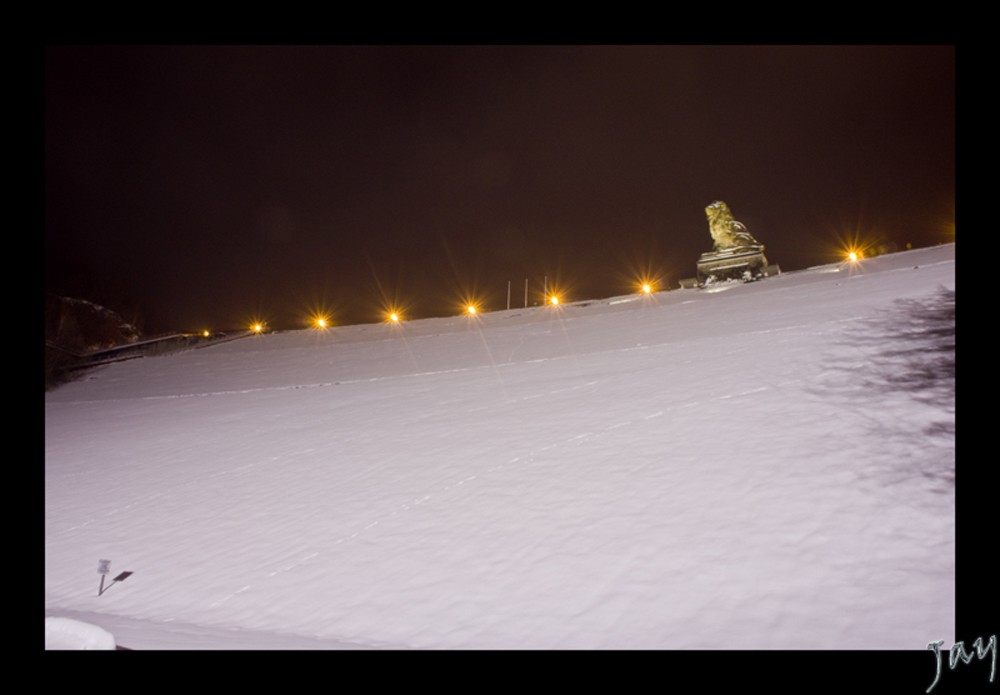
[98,559,110,596]
[507,281,511,310]
[524,278,528,307]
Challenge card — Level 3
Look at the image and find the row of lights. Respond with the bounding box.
[233,279,659,335]
[234,248,859,335]
[379,280,654,325]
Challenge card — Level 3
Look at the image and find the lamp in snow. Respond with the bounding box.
[97,560,133,596]
[97,559,110,596]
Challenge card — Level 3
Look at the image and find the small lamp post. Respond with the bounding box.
[97,559,111,596]
[97,559,133,596]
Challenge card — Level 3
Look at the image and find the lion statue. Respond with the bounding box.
[705,201,761,251]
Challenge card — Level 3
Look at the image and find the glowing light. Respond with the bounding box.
[549,296,560,306]
[382,300,409,324]
[251,323,264,334]
[313,316,330,329]
[623,261,665,300]
[457,293,483,317]
[202,330,210,338]
[827,223,876,268]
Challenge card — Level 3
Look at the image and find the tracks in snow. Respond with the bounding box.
[202,374,802,610]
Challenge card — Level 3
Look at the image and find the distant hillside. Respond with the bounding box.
[45,295,141,388]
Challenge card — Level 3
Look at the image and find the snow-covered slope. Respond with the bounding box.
[45,245,955,649]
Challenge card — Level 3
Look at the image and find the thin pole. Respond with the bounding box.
[507,281,511,310]
[524,278,528,307]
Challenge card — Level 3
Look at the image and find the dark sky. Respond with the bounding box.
[45,45,954,333]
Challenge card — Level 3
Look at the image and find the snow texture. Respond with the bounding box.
[45,245,955,649]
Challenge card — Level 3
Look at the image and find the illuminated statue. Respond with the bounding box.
[705,200,761,251]
[675,200,778,287]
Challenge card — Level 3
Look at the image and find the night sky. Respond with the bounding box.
[45,45,954,333]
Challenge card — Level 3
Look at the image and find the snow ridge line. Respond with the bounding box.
[48,380,608,539]
[50,367,805,541]
[46,357,583,406]
[49,316,844,407]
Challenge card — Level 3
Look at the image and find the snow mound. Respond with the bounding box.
[45,617,117,650]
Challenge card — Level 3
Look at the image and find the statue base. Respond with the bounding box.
[695,245,776,285]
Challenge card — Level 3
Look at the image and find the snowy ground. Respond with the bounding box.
[45,245,955,649]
